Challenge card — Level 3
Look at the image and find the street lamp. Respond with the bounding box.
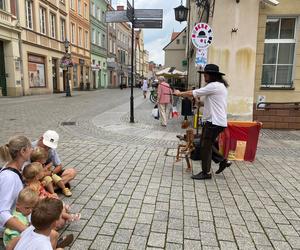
[64,39,71,97]
[174,0,188,23]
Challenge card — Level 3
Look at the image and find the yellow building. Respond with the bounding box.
[0,0,22,96]
[69,0,90,89]
[19,0,69,95]
[186,0,300,129]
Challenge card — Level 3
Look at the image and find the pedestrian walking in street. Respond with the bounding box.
[174,64,232,180]
[142,78,148,99]
[157,76,172,127]
[32,130,77,189]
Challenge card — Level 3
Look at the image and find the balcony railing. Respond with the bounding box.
[0,8,12,25]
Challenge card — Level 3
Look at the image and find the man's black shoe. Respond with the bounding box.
[216,160,232,174]
[191,172,212,180]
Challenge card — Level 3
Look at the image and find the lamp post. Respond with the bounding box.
[64,39,71,97]
[174,0,188,23]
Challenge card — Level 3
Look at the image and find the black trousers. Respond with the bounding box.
[200,122,226,174]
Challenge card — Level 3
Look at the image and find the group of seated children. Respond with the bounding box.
[3,147,80,249]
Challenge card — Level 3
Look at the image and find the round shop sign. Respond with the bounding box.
[191,23,213,50]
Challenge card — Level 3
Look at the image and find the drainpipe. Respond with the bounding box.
[16,0,25,96]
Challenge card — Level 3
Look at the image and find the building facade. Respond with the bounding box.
[69,0,90,90]
[163,28,187,72]
[90,0,108,89]
[186,0,299,128]
[116,21,131,87]
[253,0,300,129]
[18,0,69,95]
[0,0,22,96]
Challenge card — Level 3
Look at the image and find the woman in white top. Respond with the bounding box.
[0,136,32,233]
[174,64,232,180]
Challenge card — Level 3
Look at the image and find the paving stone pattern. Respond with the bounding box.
[1,89,300,249]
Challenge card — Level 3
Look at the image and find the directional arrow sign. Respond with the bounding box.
[134,9,163,19]
[105,11,129,23]
[134,19,162,29]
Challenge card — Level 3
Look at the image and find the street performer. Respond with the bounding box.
[174,64,232,180]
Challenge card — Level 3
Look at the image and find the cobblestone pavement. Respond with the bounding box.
[1,89,300,250]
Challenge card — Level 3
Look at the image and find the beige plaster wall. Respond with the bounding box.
[165,50,187,72]
[209,0,260,120]
[254,0,300,104]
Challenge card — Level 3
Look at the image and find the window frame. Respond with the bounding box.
[60,18,66,41]
[71,22,75,44]
[78,0,81,15]
[262,17,297,88]
[25,0,33,30]
[39,6,47,35]
[78,27,82,46]
[49,12,56,38]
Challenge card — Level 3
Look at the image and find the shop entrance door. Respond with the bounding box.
[52,59,58,93]
[0,41,7,96]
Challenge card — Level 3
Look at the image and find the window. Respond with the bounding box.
[97,7,101,20]
[97,32,101,45]
[25,0,33,29]
[85,31,88,48]
[91,2,96,17]
[0,0,5,10]
[109,38,112,53]
[71,23,75,43]
[78,27,82,46]
[28,55,46,88]
[113,41,115,54]
[262,17,296,87]
[60,18,66,41]
[39,7,46,35]
[102,11,105,22]
[84,3,87,18]
[176,39,180,44]
[70,0,75,10]
[50,13,56,38]
[102,34,105,47]
[182,36,186,44]
[78,0,81,15]
[92,29,96,44]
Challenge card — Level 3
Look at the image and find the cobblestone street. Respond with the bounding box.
[1,89,300,250]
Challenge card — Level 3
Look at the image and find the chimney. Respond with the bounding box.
[117,5,124,11]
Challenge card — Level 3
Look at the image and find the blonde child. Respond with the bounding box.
[3,188,39,248]
[23,163,80,227]
[14,198,74,250]
[31,147,72,197]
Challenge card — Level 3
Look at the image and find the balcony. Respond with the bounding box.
[0,8,12,26]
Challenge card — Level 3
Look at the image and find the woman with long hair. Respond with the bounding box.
[174,64,232,180]
[0,136,32,232]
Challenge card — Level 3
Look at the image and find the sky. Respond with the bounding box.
[111,0,186,65]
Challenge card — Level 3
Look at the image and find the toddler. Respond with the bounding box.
[23,163,80,227]
[31,147,72,197]
[3,188,39,247]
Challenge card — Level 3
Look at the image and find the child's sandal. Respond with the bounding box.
[62,187,72,197]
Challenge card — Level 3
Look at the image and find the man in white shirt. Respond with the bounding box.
[174,64,232,180]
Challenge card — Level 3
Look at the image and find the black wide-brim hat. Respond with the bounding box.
[198,64,225,76]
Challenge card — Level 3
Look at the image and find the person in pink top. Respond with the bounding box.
[157,76,172,127]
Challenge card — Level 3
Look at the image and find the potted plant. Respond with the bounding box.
[79,81,84,90]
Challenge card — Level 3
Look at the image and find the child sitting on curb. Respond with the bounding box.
[31,147,72,197]
[14,198,73,250]
[3,188,39,248]
[23,163,80,228]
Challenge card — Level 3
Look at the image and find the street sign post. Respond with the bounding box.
[134,9,163,19]
[105,11,129,23]
[134,19,162,29]
[105,0,163,123]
